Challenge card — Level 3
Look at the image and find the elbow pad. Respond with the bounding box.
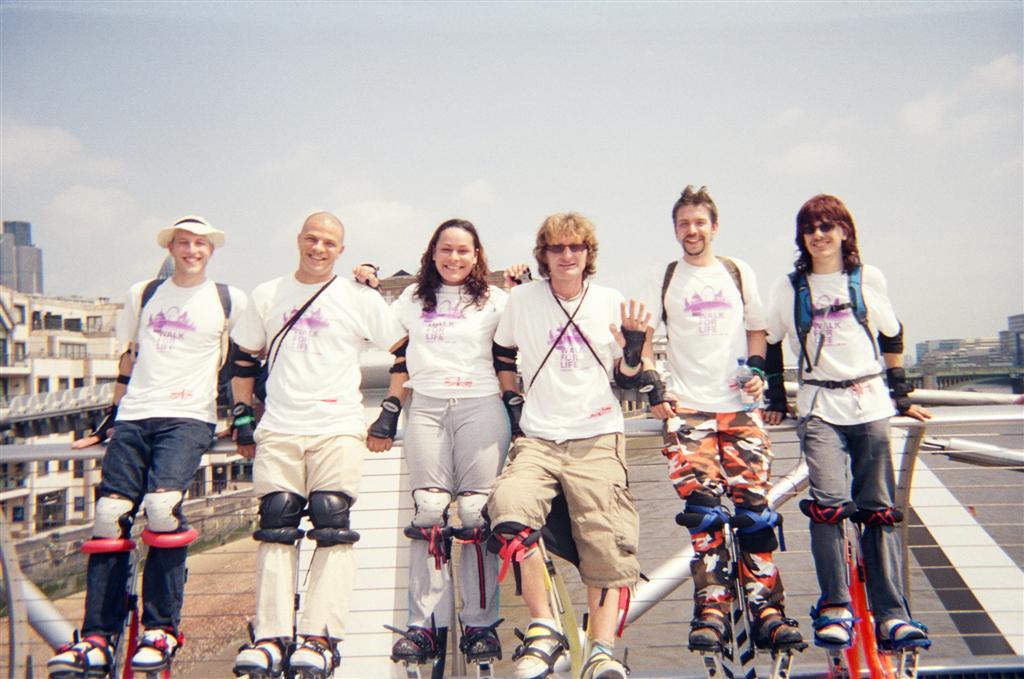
[877,322,904,354]
[638,369,667,407]
[614,364,642,389]
[493,342,518,372]
[229,344,262,379]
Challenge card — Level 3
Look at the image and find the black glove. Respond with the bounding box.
[886,367,914,414]
[91,404,118,442]
[502,391,525,439]
[231,402,257,446]
[621,327,645,369]
[638,370,667,407]
[368,396,402,439]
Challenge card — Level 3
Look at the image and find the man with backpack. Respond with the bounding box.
[639,186,804,656]
[763,194,931,652]
[48,216,246,678]
[229,211,405,679]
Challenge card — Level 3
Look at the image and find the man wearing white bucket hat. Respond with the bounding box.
[48,216,247,679]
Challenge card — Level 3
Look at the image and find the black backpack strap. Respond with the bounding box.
[788,270,813,374]
[716,256,744,305]
[140,278,164,311]
[846,266,878,359]
[215,282,232,318]
[660,261,678,332]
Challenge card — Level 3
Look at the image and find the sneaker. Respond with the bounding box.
[290,636,339,677]
[233,637,286,678]
[812,605,854,648]
[131,628,180,672]
[688,609,729,652]
[47,635,112,678]
[878,618,931,651]
[580,648,630,679]
[512,620,568,679]
[752,607,805,651]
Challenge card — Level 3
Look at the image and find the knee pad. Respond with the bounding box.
[307,491,360,546]
[254,491,306,544]
[851,506,903,528]
[455,492,489,533]
[676,497,728,537]
[142,491,184,533]
[733,506,782,553]
[411,488,452,528]
[799,499,856,525]
[487,521,541,584]
[93,495,135,539]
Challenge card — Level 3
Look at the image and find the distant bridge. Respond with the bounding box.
[907,366,1024,392]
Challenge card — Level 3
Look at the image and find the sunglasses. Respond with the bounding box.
[545,243,588,255]
[801,222,841,236]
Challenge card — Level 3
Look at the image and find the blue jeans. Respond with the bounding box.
[82,417,214,637]
[798,415,910,622]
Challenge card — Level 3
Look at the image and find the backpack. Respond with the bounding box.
[788,265,877,374]
[138,278,236,406]
[660,256,745,334]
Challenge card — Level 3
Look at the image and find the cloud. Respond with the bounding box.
[900,53,1021,140]
[776,107,806,125]
[767,142,846,173]
[0,119,125,181]
[46,185,138,234]
[336,200,416,233]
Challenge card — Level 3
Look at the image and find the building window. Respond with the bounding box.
[73,377,85,388]
[58,460,70,472]
[86,315,103,332]
[74,496,86,512]
[58,377,70,391]
[44,313,63,330]
[31,311,41,329]
[63,317,83,332]
[60,344,87,359]
[95,376,115,386]
[36,377,50,393]
[73,460,84,479]
[35,490,67,532]
[188,467,207,498]
[12,506,25,522]
[14,342,26,360]
[14,304,26,324]
[37,460,49,476]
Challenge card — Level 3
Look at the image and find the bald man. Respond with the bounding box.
[230,213,405,678]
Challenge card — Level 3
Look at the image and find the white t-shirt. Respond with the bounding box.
[231,275,405,436]
[116,279,247,424]
[494,280,624,442]
[392,284,508,399]
[765,264,899,425]
[640,257,766,412]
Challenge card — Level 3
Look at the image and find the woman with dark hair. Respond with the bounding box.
[359,219,527,671]
[764,194,931,653]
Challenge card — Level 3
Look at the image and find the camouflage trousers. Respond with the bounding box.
[662,408,786,617]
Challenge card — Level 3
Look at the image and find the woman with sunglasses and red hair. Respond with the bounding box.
[763,194,931,654]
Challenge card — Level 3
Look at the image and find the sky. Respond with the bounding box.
[1,0,1021,351]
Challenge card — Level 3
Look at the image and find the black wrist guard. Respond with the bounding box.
[764,385,788,415]
[502,391,525,438]
[231,402,257,446]
[621,328,645,368]
[638,369,667,407]
[746,355,766,379]
[613,363,641,389]
[368,396,401,439]
[92,404,118,442]
[886,367,914,414]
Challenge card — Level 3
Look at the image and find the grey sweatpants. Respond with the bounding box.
[404,392,510,628]
[799,415,911,622]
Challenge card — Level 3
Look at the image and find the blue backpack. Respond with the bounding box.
[788,265,876,374]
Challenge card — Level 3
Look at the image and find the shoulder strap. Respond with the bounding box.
[132,278,165,358]
[266,275,337,375]
[788,270,814,373]
[846,266,877,358]
[214,282,232,367]
[215,282,232,318]
[716,256,744,304]
[660,261,678,329]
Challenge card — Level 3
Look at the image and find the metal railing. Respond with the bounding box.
[1,398,1022,677]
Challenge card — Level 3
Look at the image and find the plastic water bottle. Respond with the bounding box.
[734,357,759,411]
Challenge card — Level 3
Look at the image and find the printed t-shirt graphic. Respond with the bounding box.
[391,284,508,399]
[116,279,247,424]
[765,265,898,425]
[232,276,405,436]
[494,280,624,442]
[641,257,766,413]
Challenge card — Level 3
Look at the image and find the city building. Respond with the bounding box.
[0,221,44,294]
